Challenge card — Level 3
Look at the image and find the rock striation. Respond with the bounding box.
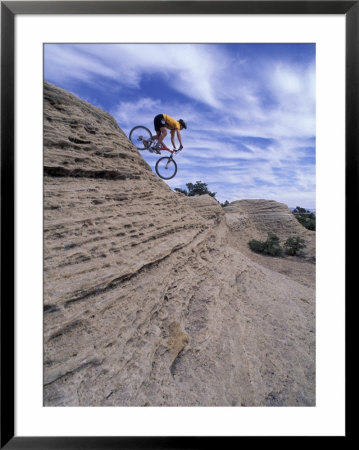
[44,82,315,407]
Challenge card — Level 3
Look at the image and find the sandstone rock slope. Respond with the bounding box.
[44,82,315,407]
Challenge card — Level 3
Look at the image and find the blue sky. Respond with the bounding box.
[44,43,316,208]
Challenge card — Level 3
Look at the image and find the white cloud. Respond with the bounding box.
[45,45,122,86]
[45,44,316,140]
[45,44,226,108]
[112,97,163,130]
[44,43,316,208]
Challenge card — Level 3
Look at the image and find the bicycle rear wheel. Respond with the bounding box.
[155,157,178,180]
[129,126,153,150]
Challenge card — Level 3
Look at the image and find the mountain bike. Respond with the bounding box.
[129,125,182,180]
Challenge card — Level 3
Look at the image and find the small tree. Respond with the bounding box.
[220,200,230,207]
[174,180,216,198]
[186,181,216,197]
[284,236,307,256]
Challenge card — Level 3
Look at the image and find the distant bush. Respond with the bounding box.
[292,206,316,231]
[248,232,283,257]
[221,200,230,207]
[248,239,266,254]
[174,188,188,196]
[249,233,307,257]
[264,233,284,256]
[284,236,307,256]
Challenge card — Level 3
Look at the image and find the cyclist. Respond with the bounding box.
[150,114,187,153]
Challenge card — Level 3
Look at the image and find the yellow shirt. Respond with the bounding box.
[163,114,181,130]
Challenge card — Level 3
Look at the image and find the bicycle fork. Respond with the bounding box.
[165,155,174,169]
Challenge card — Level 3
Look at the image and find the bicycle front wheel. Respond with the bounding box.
[155,157,178,180]
[129,126,153,150]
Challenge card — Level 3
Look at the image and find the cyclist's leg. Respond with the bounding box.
[153,131,160,141]
[153,115,167,146]
[153,115,164,137]
[157,127,167,146]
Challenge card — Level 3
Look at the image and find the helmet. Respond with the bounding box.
[178,119,187,129]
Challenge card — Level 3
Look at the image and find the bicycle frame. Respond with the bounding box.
[156,142,176,155]
[130,125,180,179]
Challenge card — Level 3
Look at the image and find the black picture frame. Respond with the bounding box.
[1,1,354,447]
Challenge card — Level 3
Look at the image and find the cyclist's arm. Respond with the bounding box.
[170,130,176,148]
[176,130,183,148]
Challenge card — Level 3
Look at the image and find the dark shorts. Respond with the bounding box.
[154,114,166,132]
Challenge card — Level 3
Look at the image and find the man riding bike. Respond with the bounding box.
[148,114,187,153]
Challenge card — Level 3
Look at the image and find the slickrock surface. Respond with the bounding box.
[224,200,316,289]
[44,82,315,407]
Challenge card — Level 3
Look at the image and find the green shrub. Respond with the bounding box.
[248,239,266,253]
[284,236,307,256]
[264,233,283,256]
[248,232,283,257]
